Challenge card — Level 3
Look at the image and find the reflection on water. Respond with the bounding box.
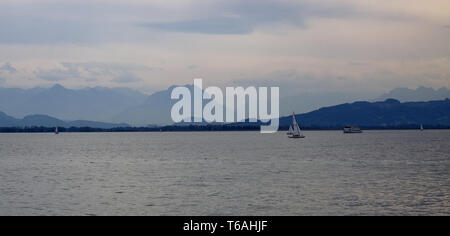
[0,130,449,215]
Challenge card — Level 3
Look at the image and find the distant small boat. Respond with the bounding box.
[289,112,305,139]
[343,126,362,133]
[55,127,59,134]
[287,125,294,135]
[420,124,424,131]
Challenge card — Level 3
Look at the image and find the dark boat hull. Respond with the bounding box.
[289,135,305,139]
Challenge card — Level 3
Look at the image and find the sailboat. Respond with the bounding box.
[55,126,59,134]
[287,125,294,135]
[343,126,362,133]
[420,124,424,131]
[289,112,305,139]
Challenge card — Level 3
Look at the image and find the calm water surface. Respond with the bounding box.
[0,130,449,215]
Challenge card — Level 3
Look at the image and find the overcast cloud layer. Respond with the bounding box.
[0,0,449,96]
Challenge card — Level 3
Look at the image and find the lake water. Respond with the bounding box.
[0,130,449,216]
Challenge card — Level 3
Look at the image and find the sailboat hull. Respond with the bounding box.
[289,135,305,139]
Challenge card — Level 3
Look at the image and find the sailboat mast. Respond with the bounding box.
[292,112,298,125]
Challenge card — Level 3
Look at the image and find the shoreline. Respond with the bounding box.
[0,126,449,133]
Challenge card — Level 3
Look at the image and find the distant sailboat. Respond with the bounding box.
[287,125,294,135]
[420,124,424,131]
[343,126,362,133]
[55,126,59,134]
[289,112,305,139]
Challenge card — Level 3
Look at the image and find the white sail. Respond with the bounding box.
[293,124,301,136]
[290,112,305,138]
[292,113,299,135]
[287,125,294,135]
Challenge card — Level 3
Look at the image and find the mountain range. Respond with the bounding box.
[112,85,185,126]
[0,84,147,122]
[0,84,449,127]
[112,85,450,126]
[278,98,450,128]
[376,86,450,102]
[0,111,128,129]
[1,98,449,129]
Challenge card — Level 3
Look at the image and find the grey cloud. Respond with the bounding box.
[141,0,310,34]
[187,65,198,70]
[143,18,256,35]
[0,15,100,44]
[139,0,409,35]
[229,70,354,97]
[0,2,146,44]
[0,0,419,44]
[85,78,99,83]
[349,62,369,67]
[35,62,150,82]
[112,73,142,84]
[0,62,17,74]
[61,62,154,76]
[35,64,81,81]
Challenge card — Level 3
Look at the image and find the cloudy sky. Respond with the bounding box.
[0,0,449,95]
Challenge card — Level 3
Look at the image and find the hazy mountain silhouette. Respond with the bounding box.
[2,84,450,126]
[0,84,147,122]
[0,111,129,128]
[280,92,370,116]
[2,98,450,128]
[279,98,450,127]
[376,86,450,102]
[113,85,203,126]
[115,85,450,126]
[0,111,18,126]
[21,114,67,127]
